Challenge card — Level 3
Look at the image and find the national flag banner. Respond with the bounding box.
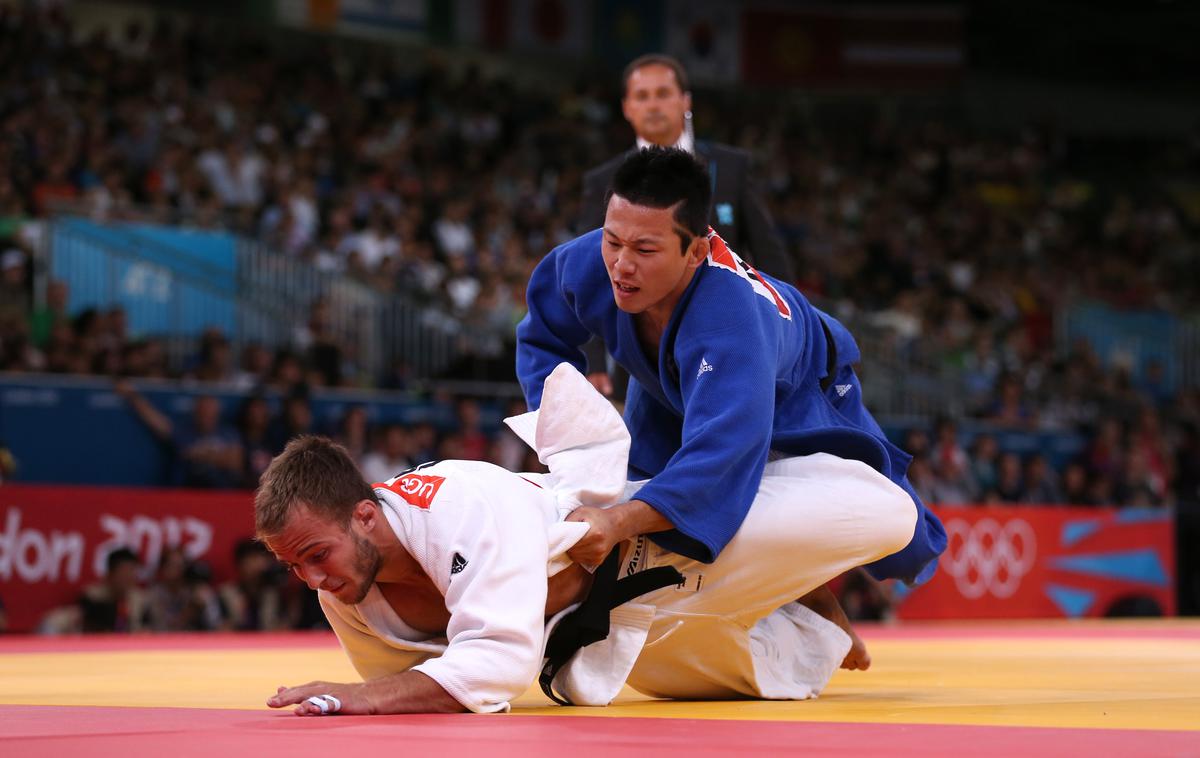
[338,0,427,39]
[741,5,964,88]
[453,0,511,50]
[511,0,593,57]
[665,0,740,85]
[453,0,592,56]
[274,0,340,30]
[595,0,666,69]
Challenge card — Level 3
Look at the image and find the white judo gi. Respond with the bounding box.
[319,364,917,713]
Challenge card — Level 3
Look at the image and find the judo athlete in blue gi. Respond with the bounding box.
[517,147,947,668]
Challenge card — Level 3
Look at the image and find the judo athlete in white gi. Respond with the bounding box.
[261,365,916,716]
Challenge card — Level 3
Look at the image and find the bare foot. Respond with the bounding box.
[798,583,871,671]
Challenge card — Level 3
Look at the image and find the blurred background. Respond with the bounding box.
[0,0,1196,634]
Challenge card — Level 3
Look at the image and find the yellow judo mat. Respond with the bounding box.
[2,620,1198,757]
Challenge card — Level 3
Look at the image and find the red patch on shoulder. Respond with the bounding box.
[375,473,446,509]
[708,232,738,272]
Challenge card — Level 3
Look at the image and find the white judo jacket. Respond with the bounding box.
[319,364,653,713]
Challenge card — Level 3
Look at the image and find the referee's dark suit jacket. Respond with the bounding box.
[576,141,794,387]
[578,141,794,281]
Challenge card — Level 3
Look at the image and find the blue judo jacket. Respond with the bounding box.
[517,228,946,584]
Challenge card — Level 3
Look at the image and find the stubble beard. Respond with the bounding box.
[347,532,383,605]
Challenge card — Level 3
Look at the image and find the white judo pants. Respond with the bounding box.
[622,452,917,701]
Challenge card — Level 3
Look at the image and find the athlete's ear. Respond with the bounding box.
[685,234,708,269]
[351,499,378,531]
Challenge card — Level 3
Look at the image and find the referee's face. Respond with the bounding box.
[623,64,691,147]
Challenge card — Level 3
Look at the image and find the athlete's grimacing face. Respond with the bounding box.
[265,503,383,605]
[602,195,706,321]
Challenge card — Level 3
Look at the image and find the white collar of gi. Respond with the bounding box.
[636,130,694,155]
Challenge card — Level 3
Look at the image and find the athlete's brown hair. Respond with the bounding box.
[254,435,376,539]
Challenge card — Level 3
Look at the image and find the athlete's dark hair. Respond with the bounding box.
[254,435,377,539]
[607,146,711,252]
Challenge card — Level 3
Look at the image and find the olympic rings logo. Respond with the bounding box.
[941,518,1037,599]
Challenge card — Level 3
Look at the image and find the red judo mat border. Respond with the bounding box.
[3,705,1197,758]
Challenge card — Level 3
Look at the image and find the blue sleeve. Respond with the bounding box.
[633,313,788,563]
[515,248,594,409]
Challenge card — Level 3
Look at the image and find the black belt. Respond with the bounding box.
[539,546,683,706]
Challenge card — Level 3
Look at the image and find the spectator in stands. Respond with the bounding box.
[1120,447,1169,508]
[969,434,1000,497]
[144,547,222,631]
[1087,418,1126,483]
[0,248,29,332]
[1130,407,1174,496]
[408,421,439,464]
[187,329,236,385]
[267,350,306,395]
[906,453,937,505]
[1022,454,1064,505]
[1141,358,1173,409]
[32,158,77,215]
[962,332,1004,407]
[488,398,531,472]
[218,539,291,631]
[990,452,1026,503]
[0,439,13,482]
[236,392,275,489]
[28,278,69,348]
[1061,461,1092,505]
[266,389,316,455]
[929,455,976,506]
[293,298,345,388]
[902,428,931,459]
[983,373,1036,428]
[334,405,371,465]
[232,342,273,391]
[79,548,148,633]
[929,418,977,503]
[359,423,412,483]
[115,380,244,488]
[1175,422,1200,506]
[454,397,490,461]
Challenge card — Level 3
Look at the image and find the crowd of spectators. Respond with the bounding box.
[0,6,1197,517]
[103,362,538,491]
[902,410,1197,510]
[38,539,329,633]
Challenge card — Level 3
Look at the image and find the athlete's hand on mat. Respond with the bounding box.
[586,371,614,397]
[268,681,367,716]
[565,505,624,569]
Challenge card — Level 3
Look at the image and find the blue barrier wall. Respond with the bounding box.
[0,375,503,486]
[1,374,1089,487]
